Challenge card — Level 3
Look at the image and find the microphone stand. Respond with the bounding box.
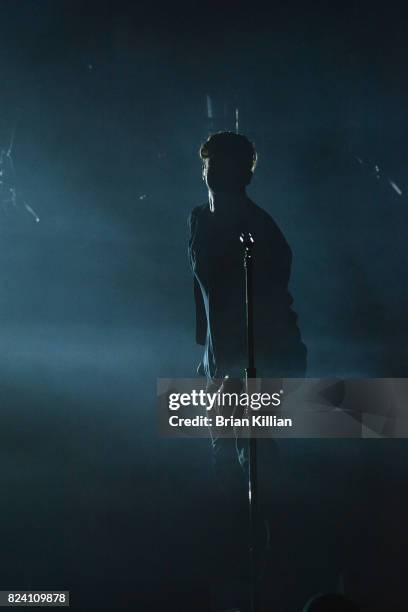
[240,232,258,612]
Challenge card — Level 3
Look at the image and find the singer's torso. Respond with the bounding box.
[188,198,306,379]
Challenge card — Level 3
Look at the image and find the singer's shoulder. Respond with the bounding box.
[189,203,209,219]
[249,200,286,234]
[248,200,291,252]
[187,203,210,229]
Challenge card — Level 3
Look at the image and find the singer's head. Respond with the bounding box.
[199,131,257,193]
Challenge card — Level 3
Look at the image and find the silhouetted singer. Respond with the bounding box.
[187,131,307,611]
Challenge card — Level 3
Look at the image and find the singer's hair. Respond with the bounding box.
[199,132,257,173]
[303,593,360,611]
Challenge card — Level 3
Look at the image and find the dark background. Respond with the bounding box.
[0,1,407,610]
